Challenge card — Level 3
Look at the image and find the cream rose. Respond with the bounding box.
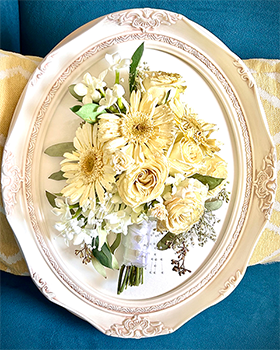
[168,135,204,176]
[117,156,168,208]
[199,155,228,178]
[157,178,208,234]
[141,71,187,105]
[199,155,228,197]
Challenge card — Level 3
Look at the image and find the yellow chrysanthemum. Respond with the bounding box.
[176,108,221,156]
[60,123,116,209]
[98,90,176,162]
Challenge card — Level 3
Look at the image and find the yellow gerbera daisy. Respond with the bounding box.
[98,90,176,162]
[60,123,116,210]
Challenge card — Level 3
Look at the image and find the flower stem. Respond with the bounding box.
[117,264,144,294]
[115,70,120,85]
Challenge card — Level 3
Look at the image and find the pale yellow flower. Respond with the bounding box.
[149,203,168,221]
[168,133,204,176]
[112,148,135,174]
[60,123,116,210]
[141,71,187,105]
[167,95,185,119]
[117,156,168,208]
[176,108,221,156]
[199,154,228,197]
[98,90,176,162]
[200,154,228,178]
[157,178,208,234]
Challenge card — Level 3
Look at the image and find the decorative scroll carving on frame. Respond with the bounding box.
[219,270,242,296]
[253,149,277,220]
[105,314,173,338]
[1,149,23,216]
[31,53,57,87]
[32,272,56,301]
[107,9,182,32]
[233,59,254,88]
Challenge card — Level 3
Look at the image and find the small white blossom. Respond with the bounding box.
[105,207,132,235]
[55,218,82,247]
[74,71,107,104]
[112,83,125,98]
[105,53,131,71]
[97,88,117,112]
[97,84,127,112]
[72,228,93,246]
[52,198,72,221]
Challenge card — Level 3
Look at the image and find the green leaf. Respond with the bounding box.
[129,42,144,93]
[92,256,107,278]
[70,105,82,113]
[45,191,58,208]
[157,232,177,251]
[204,198,223,211]
[44,142,75,157]
[92,237,114,269]
[68,84,83,101]
[48,170,65,181]
[110,233,121,254]
[111,255,119,270]
[71,103,106,124]
[189,173,224,191]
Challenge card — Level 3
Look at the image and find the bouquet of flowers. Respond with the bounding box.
[45,43,229,294]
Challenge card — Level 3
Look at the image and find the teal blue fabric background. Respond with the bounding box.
[1,264,279,349]
[1,0,279,59]
[0,0,20,52]
[13,0,279,59]
[0,0,280,349]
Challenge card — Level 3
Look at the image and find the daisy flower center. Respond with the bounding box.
[121,112,154,143]
[79,148,104,184]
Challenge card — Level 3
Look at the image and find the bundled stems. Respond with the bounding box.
[117,265,144,294]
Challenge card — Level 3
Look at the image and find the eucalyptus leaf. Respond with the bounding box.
[71,103,105,124]
[48,170,65,181]
[204,199,223,211]
[44,142,75,157]
[189,173,224,191]
[92,237,113,269]
[111,255,119,270]
[129,42,144,93]
[92,256,107,278]
[45,191,57,208]
[68,84,83,102]
[157,232,177,251]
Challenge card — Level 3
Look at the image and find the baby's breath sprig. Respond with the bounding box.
[217,184,231,203]
[195,211,219,247]
[169,210,220,276]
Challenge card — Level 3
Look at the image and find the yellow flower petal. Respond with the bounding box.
[60,123,116,209]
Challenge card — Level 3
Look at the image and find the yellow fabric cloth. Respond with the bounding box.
[245,59,280,264]
[0,50,279,275]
